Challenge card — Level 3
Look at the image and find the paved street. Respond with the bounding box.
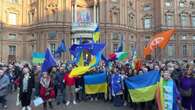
[3,93,130,110]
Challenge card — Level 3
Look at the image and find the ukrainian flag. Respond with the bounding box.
[125,70,160,102]
[32,52,45,64]
[84,72,107,94]
[93,26,100,42]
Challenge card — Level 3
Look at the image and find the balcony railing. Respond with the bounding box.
[71,22,98,32]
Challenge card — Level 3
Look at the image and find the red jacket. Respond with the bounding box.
[63,73,75,86]
[39,79,55,101]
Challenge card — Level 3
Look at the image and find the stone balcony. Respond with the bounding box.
[71,22,98,33]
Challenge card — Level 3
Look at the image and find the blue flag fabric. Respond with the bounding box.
[116,35,123,52]
[84,72,108,94]
[70,43,105,57]
[41,48,57,72]
[101,54,110,67]
[56,39,66,54]
[125,70,160,102]
[111,73,123,95]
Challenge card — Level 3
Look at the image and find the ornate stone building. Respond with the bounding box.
[0,0,195,63]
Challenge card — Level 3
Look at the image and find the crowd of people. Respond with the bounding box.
[0,59,195,110]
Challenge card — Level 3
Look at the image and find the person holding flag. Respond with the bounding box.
[156,68,182,110]
[63,65,77,106]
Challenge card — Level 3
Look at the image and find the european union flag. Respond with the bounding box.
[55,39,66,54]
[41,48,57,72]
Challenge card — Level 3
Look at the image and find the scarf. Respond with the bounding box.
[40,77,51,88]
[23,73,30,92]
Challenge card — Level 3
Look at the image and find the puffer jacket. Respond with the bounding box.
[0,74,10,96]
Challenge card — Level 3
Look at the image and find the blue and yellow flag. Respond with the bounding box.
[125,70,160,102]
[93,26,100,42]
[156,78,180,110]
[84,72,108,94]
[32,52,45,64]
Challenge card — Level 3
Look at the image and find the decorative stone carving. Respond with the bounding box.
[47,0,58,10]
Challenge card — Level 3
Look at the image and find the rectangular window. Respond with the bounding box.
[165,0,171,7]
[190,2,195,9]
[112,43,118,52]
[9,45,16,55]
[192,35,195,40]
[144,18,152,29]
[193,45,195,57]
[8,13,17,25]
[144,5,151,11]
[181,16,187,27]
[50,43,56,54]
[182,44,187,57]
[9,0,18,3]
[111,0,118,3]
[167,45,175,57]
[8,33,16,40]
[48,32,57,39]
[179,2,185,8]
[165,15,173,26]
[192,16,195,27]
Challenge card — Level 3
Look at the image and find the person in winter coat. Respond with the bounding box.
[0,68,10,109]
[39,72,55,110]
[179,66,193,110]
[111,67,124,107]
[19,67,35,110]
[63,70,77,106]
[55,66,66,105]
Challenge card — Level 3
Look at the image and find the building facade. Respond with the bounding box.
[0,0,195,63]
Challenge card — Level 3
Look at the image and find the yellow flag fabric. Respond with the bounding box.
[77,52,84,66]
[93,32,100,43]
[89,56,96,67]
[84,72,108,94]
[69,66,90,77]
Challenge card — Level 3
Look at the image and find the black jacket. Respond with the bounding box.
[19,73,35,95]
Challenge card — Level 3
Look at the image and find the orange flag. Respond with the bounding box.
[144,29,176,58]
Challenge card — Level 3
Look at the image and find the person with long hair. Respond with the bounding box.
[39,72,55,110]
